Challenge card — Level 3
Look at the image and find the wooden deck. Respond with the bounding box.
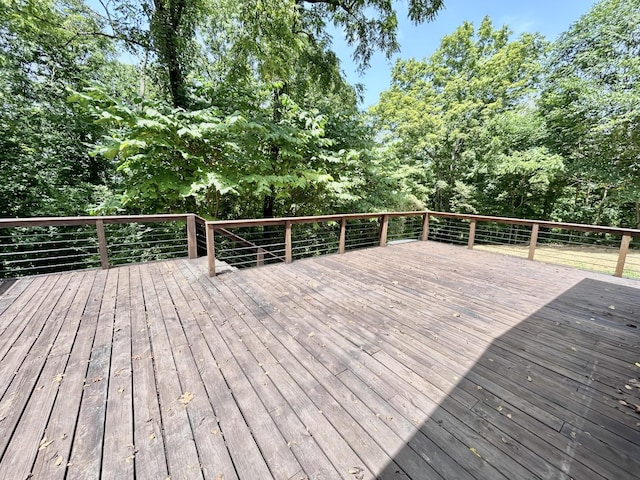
[0,242,639,480]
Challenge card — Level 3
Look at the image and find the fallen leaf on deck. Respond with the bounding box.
[348,467,363,474]
[392,281,399,285]
[55,456,63,466]
[608,305,616,310]
[527,376,532,382]
[39,439,54,450]
[496,406,503,412]
[635,362,640,368]
[506,413,512,419]
[453,312,461,318]
[625,385,633,390]
[179,392,194,405]
[308,332,315,337]
[53,374,64,383]
[571,347,577,351]
[570,431,577,438]
[470,447,481,458]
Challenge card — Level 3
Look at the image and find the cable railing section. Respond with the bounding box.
[0,214,203,278]
[205,211,640,279]
[1,211,637,280]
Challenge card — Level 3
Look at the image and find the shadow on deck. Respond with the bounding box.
[0,241,638,479]
[378,277,640,480]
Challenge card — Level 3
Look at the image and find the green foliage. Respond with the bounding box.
[70,83,351,217]
[0,0,115,216]
[541,0,640,226]
[372,17,550,216]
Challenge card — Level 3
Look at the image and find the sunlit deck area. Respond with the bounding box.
[0,241,639,479]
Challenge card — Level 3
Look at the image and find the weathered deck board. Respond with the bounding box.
[0,241,639,479]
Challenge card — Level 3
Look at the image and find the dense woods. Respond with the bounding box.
[1,0,638,228]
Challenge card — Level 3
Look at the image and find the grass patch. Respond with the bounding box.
[474,244,640,279]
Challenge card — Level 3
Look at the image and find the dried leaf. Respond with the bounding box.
[55,456,63,466]
[527,376,532,382]
[348,467,363,474]
[635,362,640,368]
[506,413,512,419]
[53,374,64,383]
[391,281,399,285]
[608,305,616,310]
[179,392,194,405]
[496,406,503,412]
[308,332,315,337]
[625,385,633,390]
[470,447,481,458]
[453,312,461,318]
[39,439,54,450]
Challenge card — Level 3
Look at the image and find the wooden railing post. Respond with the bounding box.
[421,212,429,241]
[528,224,539,261]
[257,248,265,266]
[206,224,216,276]
[615,235,632,277]
[379,215,389,247]
[186,214,197,259]
[285,221,293,264]
[95,219,109,269]
[467,219,476,249]
[339,217,347,254]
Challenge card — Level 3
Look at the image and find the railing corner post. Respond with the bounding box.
[285,221,293,264]
[421,212,429,241]
[467,219,476,249]
[528,223,539,261]
[95,219,109,269]
[187,214,197,259]
[615,235,632,277]
[379,214,389,247]
[206,223,216,276]
[339,217,347,254]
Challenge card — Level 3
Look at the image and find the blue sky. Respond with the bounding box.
[332,0,598,107]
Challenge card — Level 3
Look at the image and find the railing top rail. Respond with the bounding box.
[206,210,640,237]
[427,212,640,237]
[0,214,206,228]
[1,211,638,237]
[207,211,424,229]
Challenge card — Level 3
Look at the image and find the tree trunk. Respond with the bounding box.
[594,187,608,225]
[152,0,188,108]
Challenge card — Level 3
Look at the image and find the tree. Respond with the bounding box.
[0,0,115,217]
[372,17,550,215]
[541,0,640,227]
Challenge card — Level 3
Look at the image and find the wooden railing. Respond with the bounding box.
[0,214,205,277]
[1,211,638,279]
[205,211,640,278]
